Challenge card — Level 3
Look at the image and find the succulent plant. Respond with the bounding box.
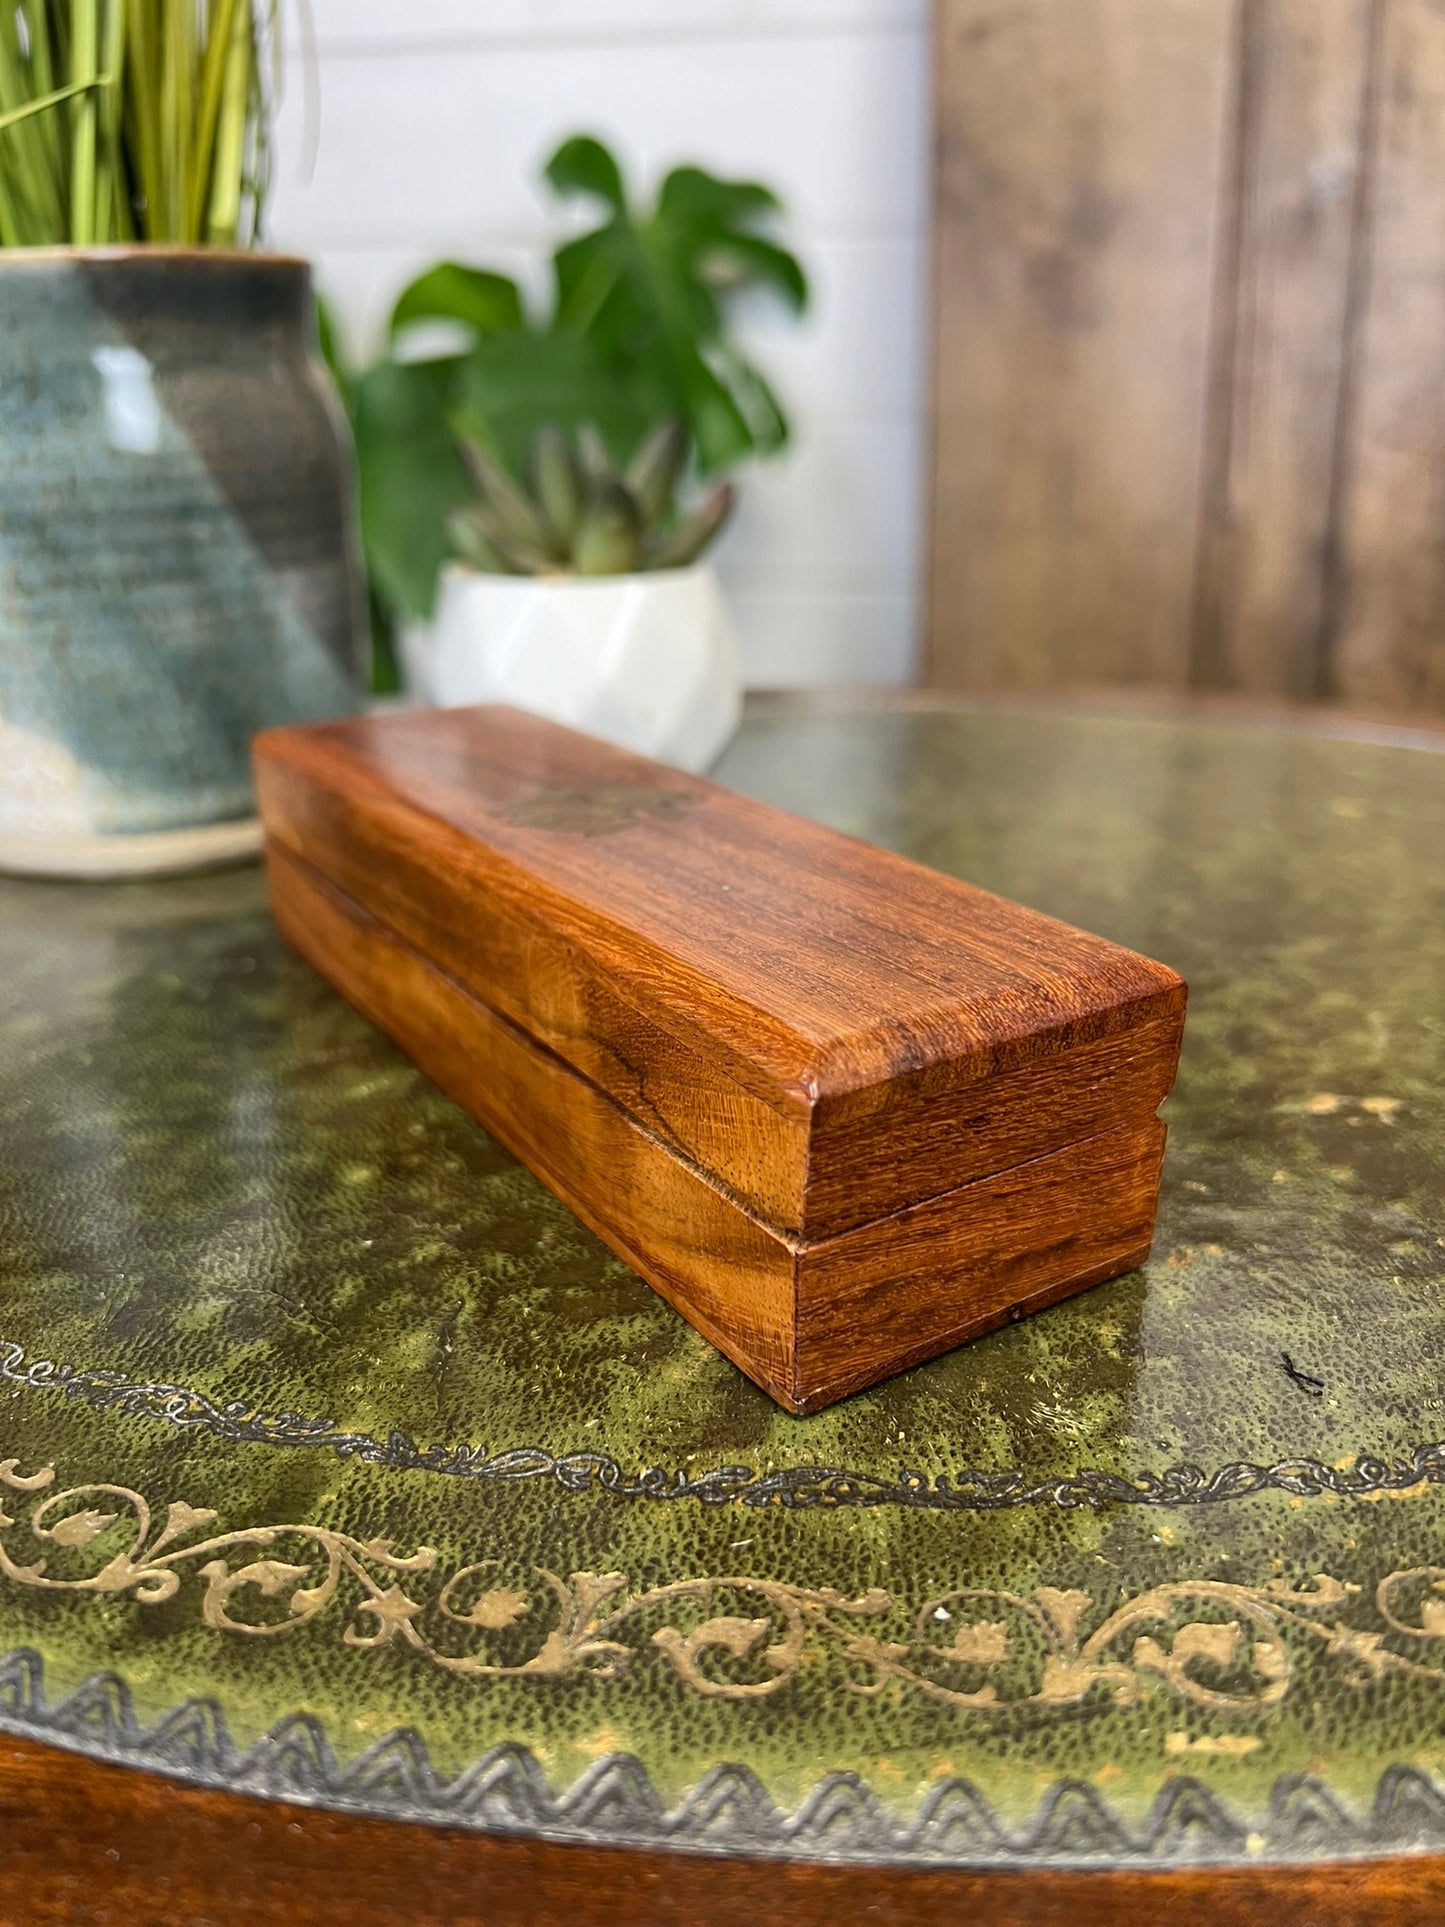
[446,422,735,577]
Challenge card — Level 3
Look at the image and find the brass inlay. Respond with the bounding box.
[3,1457,1444,1714]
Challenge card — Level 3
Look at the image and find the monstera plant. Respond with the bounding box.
[335,133,809,645]
[331,134,807,774]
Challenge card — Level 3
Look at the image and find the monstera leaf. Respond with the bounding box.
[350,357,471,619]
[330,133,808,652]
[546,137,807,474]
[449,330,669,483]
[389,263,524,342]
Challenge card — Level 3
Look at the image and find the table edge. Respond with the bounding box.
[742,685,1445,754]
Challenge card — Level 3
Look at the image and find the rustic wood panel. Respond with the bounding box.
[929,0,1445,715]
[1328,0,1445,710]
[1191,0,1380,697]
[928,0,1238,689]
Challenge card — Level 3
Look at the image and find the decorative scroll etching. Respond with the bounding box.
[4,1457,1445,1715]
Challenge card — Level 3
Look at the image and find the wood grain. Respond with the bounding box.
[798,1117,1164,1409]
[1191,0,1378,698]
[268,840,1169,1413]
[928,0,1445,715]
[255,706,1184,1245]
[1,1729,1442,1927]
[928,0,1236,690]
[1328,0,1445,711]
[267,841,799,1403]
[807,1004,1179,1238]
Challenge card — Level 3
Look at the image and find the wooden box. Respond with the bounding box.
[254,706,1186,1413]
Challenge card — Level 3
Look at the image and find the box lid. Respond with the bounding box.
[254,706,1185,1241]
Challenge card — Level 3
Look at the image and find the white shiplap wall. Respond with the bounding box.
[269,0,931,687]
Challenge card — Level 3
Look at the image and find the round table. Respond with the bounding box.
[1,693,1443,1925]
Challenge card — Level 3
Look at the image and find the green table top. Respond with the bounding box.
[1,692,1444,1870]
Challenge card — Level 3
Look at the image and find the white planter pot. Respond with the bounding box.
[402,560,743,774]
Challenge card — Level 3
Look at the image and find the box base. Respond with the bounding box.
[268,842,1168,1413]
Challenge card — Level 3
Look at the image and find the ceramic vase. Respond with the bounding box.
[0,247,365,878]
[403,560,743,775]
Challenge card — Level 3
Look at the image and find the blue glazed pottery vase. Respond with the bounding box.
[0,248,364,877]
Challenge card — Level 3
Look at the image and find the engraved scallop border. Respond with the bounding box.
[0,1648,1443,1866]
[3,1338,1442,1514]
[2,1450,1445,1866]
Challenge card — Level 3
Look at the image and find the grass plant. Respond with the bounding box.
[0,1,276,249]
